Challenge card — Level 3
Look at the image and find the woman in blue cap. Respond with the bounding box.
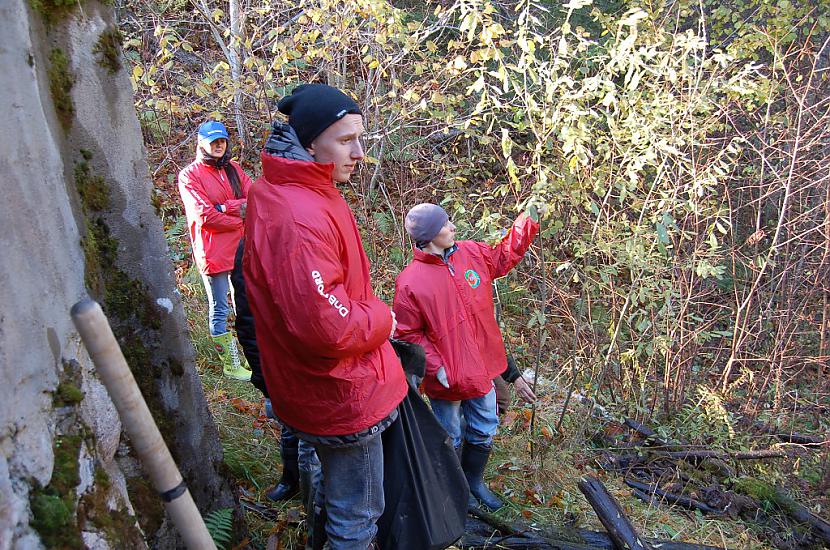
[178,120,253,380]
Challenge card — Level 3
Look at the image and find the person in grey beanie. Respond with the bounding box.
[393,203,540,511]
[243,84,407,549]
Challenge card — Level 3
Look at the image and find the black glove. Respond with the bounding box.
[390,339,426,389]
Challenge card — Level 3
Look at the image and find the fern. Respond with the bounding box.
[373,211,392,236]
[203,507,233,549]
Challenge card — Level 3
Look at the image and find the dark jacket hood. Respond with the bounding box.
[261,122,337,193]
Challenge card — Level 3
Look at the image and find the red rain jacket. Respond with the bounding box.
[243,153,407,436]
[393,214,539,401]
[178,159,252,275]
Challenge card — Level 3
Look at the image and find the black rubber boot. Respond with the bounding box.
[455,444,472,506]
[461,443,504,511]
[308,504,327,550]
[266,434,299,501]
[299,463,326,550]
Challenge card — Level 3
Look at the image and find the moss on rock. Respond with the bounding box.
[29,0,78,25]
[94,27,123,74]
[75,157,110,213]
[126,476,165,536]
[76,151,162,330]
[55,382,84,406]
[51,435,83,495]
[104,269,162,331]
[29,435,85,548]
[47,48,75,130]
[78,467,145,548]
[30,492,83,549]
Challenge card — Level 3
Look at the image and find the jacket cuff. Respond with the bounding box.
[500,353,520,383]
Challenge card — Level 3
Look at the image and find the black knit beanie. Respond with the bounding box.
[277,84,363,148]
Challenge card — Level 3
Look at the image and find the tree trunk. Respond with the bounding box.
[228,0,248,148]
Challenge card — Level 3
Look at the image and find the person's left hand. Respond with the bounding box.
[513,376,537,404]
[436,366,450,389]
[526,202,548,222]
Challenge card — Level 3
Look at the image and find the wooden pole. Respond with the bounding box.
[71,299,217,550]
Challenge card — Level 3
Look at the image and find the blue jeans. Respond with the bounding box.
[430,386,499,448]
[312,432,385,549]
[264,399,321,477]
[201,271,233,336]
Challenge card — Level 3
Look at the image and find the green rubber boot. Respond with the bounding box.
[212,331,252,381]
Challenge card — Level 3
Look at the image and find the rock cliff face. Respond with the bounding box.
[0,1,237,548]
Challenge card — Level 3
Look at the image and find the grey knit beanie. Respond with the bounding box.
[405,203,449,246]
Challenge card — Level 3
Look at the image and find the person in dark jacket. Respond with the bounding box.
[493,283,536,414]
[231,239,325,548]
[231,240,315,501]
[244,84,407,549]
[393,203,539,511]
[496,352,536,415]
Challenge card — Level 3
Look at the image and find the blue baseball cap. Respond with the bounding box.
[197,121,229,144]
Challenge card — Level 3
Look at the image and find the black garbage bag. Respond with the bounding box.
[376,384,469,550]
[390,338,426,388]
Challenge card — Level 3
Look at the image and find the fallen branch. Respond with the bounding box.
[752,422,826,447]
[578,476,654,550]
[653,449,790,461]
[736,480,830,546]
[785,498,830,545]
[622,419,734,477]
[624,478,722,515]
[624,418,669,447]
[466,510,725,550]
[462,512,597,550]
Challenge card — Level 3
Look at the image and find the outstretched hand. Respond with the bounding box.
[526,202,549,223]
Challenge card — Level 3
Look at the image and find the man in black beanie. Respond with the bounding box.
[243,84,407,549]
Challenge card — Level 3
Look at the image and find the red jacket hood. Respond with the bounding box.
[261,151,337,191]
[244,153,407,435]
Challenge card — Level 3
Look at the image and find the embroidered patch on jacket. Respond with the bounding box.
[464,269,481,288]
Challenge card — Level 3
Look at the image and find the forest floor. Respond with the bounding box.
[174,264,829,550]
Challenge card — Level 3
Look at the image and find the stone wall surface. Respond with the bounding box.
[0,1,238,548]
